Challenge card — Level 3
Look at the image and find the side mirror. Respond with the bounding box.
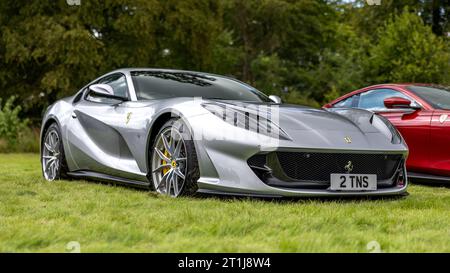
[269,95,282,104]
[384,97,421,110]
[89,84,114,96]
[88,84,126,101]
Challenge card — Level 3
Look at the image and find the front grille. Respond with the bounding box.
[276,152,402,182]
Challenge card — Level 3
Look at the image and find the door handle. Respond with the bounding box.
[71,112,77,119]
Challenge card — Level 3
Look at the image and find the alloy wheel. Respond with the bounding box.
[151,127,187,197]
[42,129,61,181]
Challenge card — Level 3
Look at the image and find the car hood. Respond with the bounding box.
[130,99,376,133]
[200,100,402,150]
[275,104,377,133]
[132,98,405,150]
[211,101,378,133]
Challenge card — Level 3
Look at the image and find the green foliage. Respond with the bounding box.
[0,96,29,147]
[250,54,288,95]
[282,91,321,108]
[300,22,370,102]
[367,10,450,85]
[155,0,223,70]
[0,0,449,118]
[210,30,242,75]
[323,87,342,104]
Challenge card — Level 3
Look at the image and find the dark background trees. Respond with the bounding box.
[0,0,449,122]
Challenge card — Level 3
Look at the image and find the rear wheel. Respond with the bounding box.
[41,123,68,181]
[150,119,199,197]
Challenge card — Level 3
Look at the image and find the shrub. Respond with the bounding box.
[0,96,29,148]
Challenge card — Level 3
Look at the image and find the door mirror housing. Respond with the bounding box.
[89,84,114,96]
[269,95,282,104]
[384,97,421,110]
[88,84,126,101]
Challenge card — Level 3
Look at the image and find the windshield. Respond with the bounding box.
[407,85,450,110]
[131,71,272,102]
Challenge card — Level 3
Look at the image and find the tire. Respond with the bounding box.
[41,123,68,181]
[150,118,199,197]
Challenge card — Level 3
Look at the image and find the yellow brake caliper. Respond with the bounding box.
[162,149,171,175]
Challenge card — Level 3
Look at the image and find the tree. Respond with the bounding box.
[220,0,337,106]
[0,0,223,119]
[366,10,450,84]
[223,0,336,83]
[0,1,105,117]
[297,21,370,103]
[1,0,449,119]
[418,0,450,36]
[152,0,224,71]
[0,0,161,117]
[335,0,450,37]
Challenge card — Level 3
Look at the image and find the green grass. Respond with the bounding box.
[1,154,449,253]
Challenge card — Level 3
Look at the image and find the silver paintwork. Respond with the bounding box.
[41,68,409,197]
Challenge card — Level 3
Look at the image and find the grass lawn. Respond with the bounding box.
[0,153,449,253]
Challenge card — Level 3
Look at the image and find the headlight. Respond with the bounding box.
[372,114,402,144]
[201,102,290,140]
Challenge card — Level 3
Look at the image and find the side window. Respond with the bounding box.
[358,89,410,111]
[333,96,354,108]
[72,89,84,104]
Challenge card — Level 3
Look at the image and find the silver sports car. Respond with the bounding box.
[41,68,408,197]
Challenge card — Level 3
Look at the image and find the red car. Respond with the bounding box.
[324,84,450,182]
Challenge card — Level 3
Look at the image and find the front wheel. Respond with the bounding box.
[150,118,199,197]
[41,123,68,181]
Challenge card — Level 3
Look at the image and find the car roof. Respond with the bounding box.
[110,67,219,77]
[107,67,259,92]
[360,83,436,89]
[109,67,249,84]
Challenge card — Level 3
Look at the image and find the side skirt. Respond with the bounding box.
[67,170,151,189]
[197,189,283,198]
[408,172,450,184]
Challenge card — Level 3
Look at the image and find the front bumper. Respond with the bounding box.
[195,147,408,197]
[187,109,409,197]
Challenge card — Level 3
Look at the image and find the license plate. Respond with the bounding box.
[330,174,377,191]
